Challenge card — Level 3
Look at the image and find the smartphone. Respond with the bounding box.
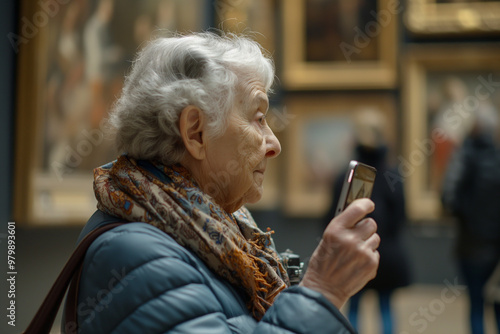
[335,160,377,216]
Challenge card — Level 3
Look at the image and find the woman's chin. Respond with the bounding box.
[245,185,264,205]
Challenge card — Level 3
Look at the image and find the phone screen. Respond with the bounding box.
[345,165,376,208]
[335,161,377,216]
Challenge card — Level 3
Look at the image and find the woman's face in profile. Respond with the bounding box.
[202,79,281,213]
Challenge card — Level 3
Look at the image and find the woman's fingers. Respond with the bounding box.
[365,232,381,252]
[332,198,375,229]
[355,218,378,241]
[301,198,380,309]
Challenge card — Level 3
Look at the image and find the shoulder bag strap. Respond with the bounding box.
[24,222,125,334]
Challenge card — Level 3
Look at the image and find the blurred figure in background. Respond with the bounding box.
[324,109,411,334]
[442,102,500,334]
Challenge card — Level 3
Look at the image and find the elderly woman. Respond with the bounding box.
[72,32,379,333]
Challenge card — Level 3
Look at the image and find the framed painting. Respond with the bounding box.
[281,0,399,90]
[283,93,397,217]
[405,0,500,36]
[14,0,207,225]
[402,44,500,221]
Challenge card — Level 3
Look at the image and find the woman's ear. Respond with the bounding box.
[179,105,206,160]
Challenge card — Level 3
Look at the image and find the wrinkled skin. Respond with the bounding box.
[301,198,380,309]
[182,79,281,213]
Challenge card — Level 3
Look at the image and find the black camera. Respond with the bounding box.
[280,249,304,286]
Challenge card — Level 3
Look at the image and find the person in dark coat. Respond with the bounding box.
[324,109,411,334]
[442,104,500,334]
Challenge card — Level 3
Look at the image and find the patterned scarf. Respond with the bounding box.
[93,155,288,319]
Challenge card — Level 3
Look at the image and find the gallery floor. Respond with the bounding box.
[345,284,498,334]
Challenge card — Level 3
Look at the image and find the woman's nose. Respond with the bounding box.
[265,127,281,158]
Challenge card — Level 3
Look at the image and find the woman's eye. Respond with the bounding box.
[257,113,267,125]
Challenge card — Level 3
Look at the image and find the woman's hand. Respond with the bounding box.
[300,198,380,309]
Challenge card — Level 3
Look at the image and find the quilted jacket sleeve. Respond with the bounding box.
[257,287,356,334]
[74,222,355,334]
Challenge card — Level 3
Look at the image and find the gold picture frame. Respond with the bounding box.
[402,44,500,221]
[405,0,500,36]
[284,93,398,217]
[281,0,399,90]
[14,0,205,225]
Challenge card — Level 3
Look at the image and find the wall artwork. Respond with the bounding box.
[284,93,397,217]
[14,0,206,225]
[402,44,500,221]
[282,0,399,90]
[405,0,500,36]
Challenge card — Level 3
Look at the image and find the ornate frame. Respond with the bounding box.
[281,0,399,90]
[284,93,398,217]
[14,0,205,225]
[402,44,500,221]
[405,0,500,36]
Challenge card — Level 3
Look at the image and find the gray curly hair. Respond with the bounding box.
[109,32,275,165]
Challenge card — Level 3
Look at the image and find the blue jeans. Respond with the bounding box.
[348,290,394,334]
[459,257,500,334]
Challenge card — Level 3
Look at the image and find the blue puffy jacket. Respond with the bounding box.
[70,210,356,333]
